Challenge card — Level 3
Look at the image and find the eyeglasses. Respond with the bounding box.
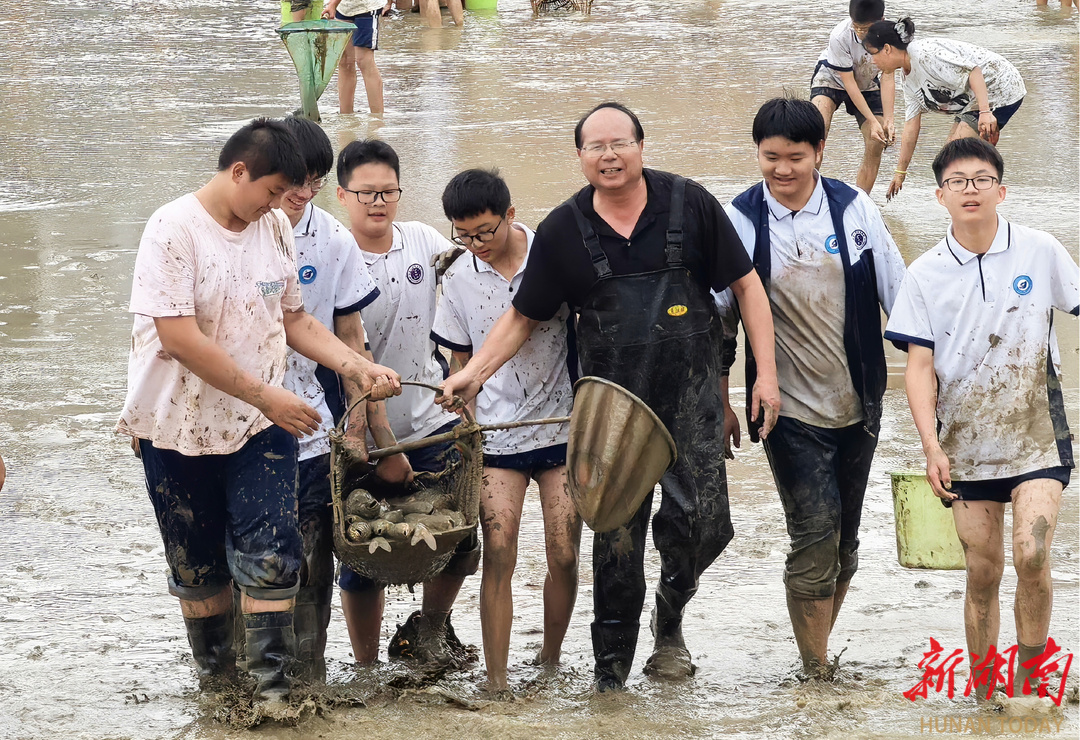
[451,216,503,247]
[579,139,639,157]
[300,175,327,193]
[942,176,999,192]
[342,188,404,205]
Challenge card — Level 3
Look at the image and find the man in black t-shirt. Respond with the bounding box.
[439,102,780,691]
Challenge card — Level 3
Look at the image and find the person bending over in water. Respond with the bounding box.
[432,168,581,693]
[116,118,399,705]
[885,137,1078,699]
[718,97,907,681]
[861,17,1026,201]
[810,0,895,193]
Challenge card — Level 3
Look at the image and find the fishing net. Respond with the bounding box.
[532,0,592,14]
[277,20,355,121]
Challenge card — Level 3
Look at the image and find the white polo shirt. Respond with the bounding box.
[811,18,881,93]
[360,221,458,444]
[285,203,380,461]
[723,177,907,428]
[430,224,574,456]
[902,38,1026,122]
[885,216,1079,480]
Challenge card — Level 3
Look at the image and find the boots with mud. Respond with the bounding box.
[184,611,237,690]
[293,585,332,683]
[244,611,296,704]
[592,621,638,692]
[643,585,696,680]
[388,609,469,667]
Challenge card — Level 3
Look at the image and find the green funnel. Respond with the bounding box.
[278,20,355,122]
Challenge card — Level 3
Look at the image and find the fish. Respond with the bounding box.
[411,523,437,551]
[404,513,458,532]
[346,519,372,542]
[385,498,434,515]
[345,488,383,519]
[370,519,392,537]
[382,509,405,524]
[368,536,392,554]
[389,522,414,539]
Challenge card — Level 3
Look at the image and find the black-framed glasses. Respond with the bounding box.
[942,176,999,192]
[450,216,503,247]
[342,187,404,205]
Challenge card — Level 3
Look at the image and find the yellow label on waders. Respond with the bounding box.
[667,305,688,317]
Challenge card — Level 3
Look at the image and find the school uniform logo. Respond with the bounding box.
[667,305,688,317]
[257,280,286,297]
[851,230,868,249]
[298,265,318,284]
[825,235,840,254]
[1012,275,1033,295]
[406,263,425,285]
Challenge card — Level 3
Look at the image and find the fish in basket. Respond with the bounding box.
[328,383,483,587]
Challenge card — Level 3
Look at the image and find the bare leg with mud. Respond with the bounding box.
[337,44,357,114]
[478,467,529,690]
[419,0,442,26]
[1011,479,1063,694]
[856,116,886,193]
[952,500,1006,682]
[811,95,838,169]
[536,465,581,666]
[356,47,384,116]
[341,586,386,664]
[786,592,835,676]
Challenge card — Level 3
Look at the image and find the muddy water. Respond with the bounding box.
[0,0,1078,738]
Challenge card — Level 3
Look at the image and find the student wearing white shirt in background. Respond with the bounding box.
[431,169,581,693]
[885,138,1078,699]
[322,0,392,115]
[334,139,479,666]
[862,17,1026,201]
[810,0,896,193]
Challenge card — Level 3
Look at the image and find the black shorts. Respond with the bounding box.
[484,443,567,478]
[811,86,884,128]
[954,98,1024,133]
[942,466,1071,507]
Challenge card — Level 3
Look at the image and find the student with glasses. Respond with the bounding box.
[332,138,480,666]
[886,138,1078,700]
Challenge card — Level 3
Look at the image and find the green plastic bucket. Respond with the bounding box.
[891,471,966,570]
[281,0,325,24]
[464,0,498,9]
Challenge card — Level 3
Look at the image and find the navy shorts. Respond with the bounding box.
[955,98,1024,133]
[762,416,878,598]
[811,85,884,128]
[484,443,567,479]
[336,9,380,49]
[139,425,302,601]
[941,466,1071,508]
[339,421,479,592]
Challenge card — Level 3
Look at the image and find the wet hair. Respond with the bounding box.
[336,138,400,187]
[931,138,1004,185]
[849,0,884,24]
[751,97,826,147]
[574,102,645,149]
[281,116,334,179]
[863,17,915,52]
[442,168,512,222]
[217,117,306,185]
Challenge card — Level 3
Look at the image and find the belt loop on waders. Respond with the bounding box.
[567,196,612,279]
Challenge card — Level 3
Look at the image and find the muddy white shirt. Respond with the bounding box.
[885,217,1078,480]
[902,38,1026,121]
[360,221,458,444]
[431,224,574,456]
[118,194,303,455]
[811,18,881,92]
[286,203,380,461]
[723,176,905,428]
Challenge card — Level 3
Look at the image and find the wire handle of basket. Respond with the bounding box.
[331,380,473,439]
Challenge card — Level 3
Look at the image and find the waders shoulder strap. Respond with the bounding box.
[665,176,686,267]
[566,196,612,280]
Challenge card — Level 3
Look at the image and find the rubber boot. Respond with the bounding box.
[592,621,639,692]
[413,610,453,666]
[293,585,332,683]
[183,612,236,689]
[244,611,295,704]
[643,582,696,679]
[232,585,248,673]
